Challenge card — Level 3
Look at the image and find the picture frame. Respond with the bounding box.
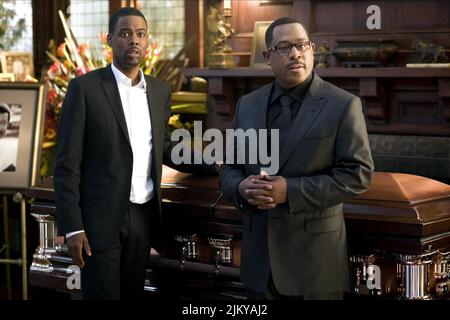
[0,73,15,82]
[250,21,273,68]
[0,83,46,190]
[0,51,34,82]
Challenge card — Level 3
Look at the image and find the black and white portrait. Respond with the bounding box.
[0,102,22,172]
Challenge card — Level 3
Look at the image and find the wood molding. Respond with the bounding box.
[185,0,200,67]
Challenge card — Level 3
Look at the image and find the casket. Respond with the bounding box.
[27,168,450,299]
[345,172,450,299]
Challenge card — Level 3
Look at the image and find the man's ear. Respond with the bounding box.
[106,34,112,47]
[262,51,271,65]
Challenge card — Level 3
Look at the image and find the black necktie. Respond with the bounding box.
[273,94,294,152]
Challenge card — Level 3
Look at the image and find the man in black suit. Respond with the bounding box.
[220,17,374,299]
[54,7,213,299]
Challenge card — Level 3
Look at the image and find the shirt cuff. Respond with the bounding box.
[66,230,84,239]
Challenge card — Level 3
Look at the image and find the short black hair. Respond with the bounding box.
[0,103,10,121]
[265,17,308,48]
[109,7,148,34]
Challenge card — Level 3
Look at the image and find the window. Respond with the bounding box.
[0,0,33,52]
[66,0,109,49]
[138,0,185,59]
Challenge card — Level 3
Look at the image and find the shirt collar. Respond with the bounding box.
[270,72,313,104]
[111,62,147,91]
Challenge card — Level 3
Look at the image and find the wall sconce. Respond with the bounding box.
[208,0,235,69]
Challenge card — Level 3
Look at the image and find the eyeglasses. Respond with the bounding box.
[267,40,313,56]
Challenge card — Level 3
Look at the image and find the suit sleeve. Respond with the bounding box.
[286,97,374,213]
[219,98,249,212]
[54,79,85,235]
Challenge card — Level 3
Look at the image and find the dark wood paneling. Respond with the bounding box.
[184,66,450,135]
[232,0,291,34]
[185,0,201,67]
[109,0,123,17]
[298,0,450,67]
[307,0,449,32]
[184,0,450,67]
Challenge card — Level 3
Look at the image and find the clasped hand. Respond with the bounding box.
[238,174,287,210]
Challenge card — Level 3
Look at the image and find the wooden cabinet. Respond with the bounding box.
[185,67,450,136]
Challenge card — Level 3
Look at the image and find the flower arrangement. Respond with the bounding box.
[40,10,163,177]
[41,10,199,178]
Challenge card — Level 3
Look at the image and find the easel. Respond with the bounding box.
[0,192,28,300]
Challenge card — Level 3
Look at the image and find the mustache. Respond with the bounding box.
[287,61,306,68]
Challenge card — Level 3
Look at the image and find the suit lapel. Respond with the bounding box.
[253,83,272,132]
[145,77,164,157]
[277,75,327,171]
[101,66,131,148]
[145,76,169,188]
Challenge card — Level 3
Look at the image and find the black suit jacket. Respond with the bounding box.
[220,74,374,295]
[54,65,177,251]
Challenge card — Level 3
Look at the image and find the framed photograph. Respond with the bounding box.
[250,21,273,68]
[0,73,15,82]
[0,51,34,82]
[0,83,46,190]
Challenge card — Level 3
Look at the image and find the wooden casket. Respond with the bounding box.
[345,172,450,299]
[27,168,450,299]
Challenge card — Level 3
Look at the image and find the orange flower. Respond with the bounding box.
[78,43,89,56]
[57,43,68,59]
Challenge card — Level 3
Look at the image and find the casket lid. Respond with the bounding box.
[347,172,450,240]
[355,172,450,204]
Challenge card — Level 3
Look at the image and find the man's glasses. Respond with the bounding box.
[267,40,313,56]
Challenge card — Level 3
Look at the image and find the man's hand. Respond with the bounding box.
[238,175,275,210]
[253,175,288,205]
[66,232,91,268]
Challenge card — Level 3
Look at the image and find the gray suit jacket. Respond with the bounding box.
[220,74,374,295]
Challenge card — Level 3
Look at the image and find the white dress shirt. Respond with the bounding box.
[0,137,18,172]
[66,63,154,239]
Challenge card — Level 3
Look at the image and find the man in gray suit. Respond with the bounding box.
[220,17,374,299]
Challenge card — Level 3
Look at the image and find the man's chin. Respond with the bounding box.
[286,73,309,85]
[123,59,142,68]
